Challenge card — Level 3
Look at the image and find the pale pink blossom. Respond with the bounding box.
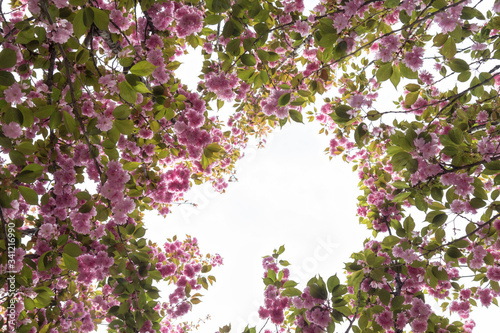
[2,122,22,138]
[174,6,203,38]
[4,83,24,104]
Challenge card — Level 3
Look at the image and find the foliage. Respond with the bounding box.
[1,0,500,332]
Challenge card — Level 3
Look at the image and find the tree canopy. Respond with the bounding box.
[1,0,500,332]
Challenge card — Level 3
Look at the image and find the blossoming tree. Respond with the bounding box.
[1,0,500,332]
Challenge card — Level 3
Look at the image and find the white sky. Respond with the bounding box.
[145,120,370,332]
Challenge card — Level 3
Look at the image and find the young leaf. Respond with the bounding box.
[130,61,157,76]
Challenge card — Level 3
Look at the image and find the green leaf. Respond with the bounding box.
[393,180,409,189]
[16,141,36,155]
[289,109,303,123]
[432,0,447,9]
[24,297,35,311]
[75,48,89,65]
[399,62,418,79]
[63,111,78,136]
[318,33,338,48]
[0,190,12,208]
[470,76,484,97]
[327,275,340,292]
[384,0,400,8]
[34,290,52,307]
[0,71,16,86]
[113,105,131,120]
[433,33,448,47]
[222,20,234,38]
[241,54,256,66]
[485,160,500,170]
[432,213,447,226]
[448,128,463,144]
[446,247,463,258]
[237,68,255,80]
[119,81,137,104]
[278,93,291,106]
[382,235,400,247]
[354,123,368,146]
[376,63,393,82]
[130,61,157,76]
[63,253,79,271]
[16,163,44,183]
[392,191,411,203]
[63,243,82,257]
[206,0,231,13]
[91,7,109,31]
[309,284,327,300]
[34,105,56,119]
[432,266,448,281]
[256,49,269,62]
[205,15,224,25]
[0,48,17,68]
[390,65,401,88]
[73,9,87,38]
[391,295,404,310]
[405,91,419,106]
[391,151,412,171]
[440,37,456,59]
[405,83,420,92]
[470,197,486,208]
[19,186,38,205]
[281,288,302,297]
[226,39,241,56]
[114,119,134,135]
[366,110,381,121]
[9,150,26,166]
[457,71,471,82]
[449,58,469,72]
[83,7,94,27]
[377,288,391,305]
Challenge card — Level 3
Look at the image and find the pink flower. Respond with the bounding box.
[2,122,22,138]
[375,310,393,329]
[109,9,131,33]
[471,43,487,51]
[38,223,58,239]
[147,2,175,31]
[410,298,432,319]
[435,7,462,33]
[293,21,310,37]
[48,19,73,44]
[333,13,349,32]
[96,114,113,131]
[477,288,492,307]
[175,6,203,38]
[4,83,24,104]
[486,266,500,281]
[381,34,401,53]
[310,308,331,328]
[258,307,270,319]
[493,219,500,231]
[476,110,489,124]
[411,318,428,333]
[138,128,154,139]
[205,72,239,101]
[261,89,290,119]
[419,70,433,85]
[403,47,424,72]
[52,0,68,8]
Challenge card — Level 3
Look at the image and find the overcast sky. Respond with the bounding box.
[146,120,370,332]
